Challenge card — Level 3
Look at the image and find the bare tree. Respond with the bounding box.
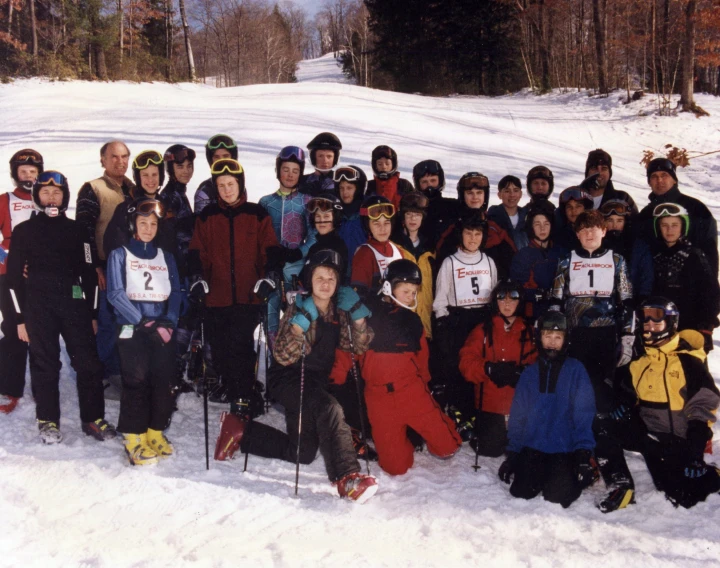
[178,0,196,80]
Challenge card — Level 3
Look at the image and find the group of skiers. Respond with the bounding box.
[0,134,718,509]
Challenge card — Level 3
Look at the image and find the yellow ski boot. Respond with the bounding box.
[146,428,174,458]
[123,433,158,466]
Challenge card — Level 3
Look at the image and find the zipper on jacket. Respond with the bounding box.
[660,351,674,437]
[229,213,237,304]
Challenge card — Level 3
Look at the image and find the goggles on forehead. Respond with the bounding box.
[308,198,341,214]
[164,148,196,163]
[413,160,442,177]
[458,173,489,192]
[652,203,687,217]
[36,171,67,187]
[210,159,244,176]
[497,290,521,301]
[559,188,590,204]
[361,202,395,220]
[133,151,164,171]
[207,134,236,150]
[15,152,43,165]
[279,146,305,161]
[375,147,394,160]
[333,167,360,183]
[129,199,165,218]
[600,200,631,217]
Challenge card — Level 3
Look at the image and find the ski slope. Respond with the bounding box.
[1,56,720,567]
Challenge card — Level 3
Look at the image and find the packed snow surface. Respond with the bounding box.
[1,56,720,567]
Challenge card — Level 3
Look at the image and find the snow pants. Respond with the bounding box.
[366,379,462,475]
[568,326,617,413]
[510,448,582,508]
[117,328,175,434]
[97,288,120,378]
[0,275,29,398]
[242,372,360,482]
[473,410,508,458]
[25,296,105,423]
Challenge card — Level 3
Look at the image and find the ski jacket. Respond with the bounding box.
[507,355,596,454]
[258,189,312,252]
[0,188,35,275]
[159,180,195,266]
[76,174,135,264]
[595,181,638,214]
[487,204,529,251]
[366,174,413,210]
[433,248,498,318]
[603,230,653,301]
[193,178,216,215]
[422,194,458,249]
[552,247,634,332]
[510,240,567,319]
[106,238,182,326]
[7,212,98,324]
[188,197,279,308]
[298,171,335,197]
[338,202,365,277]
[459,315,537,414]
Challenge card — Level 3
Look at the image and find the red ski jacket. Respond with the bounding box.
[0,188,34,276]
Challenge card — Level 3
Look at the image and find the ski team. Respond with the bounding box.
[0,137,719,509]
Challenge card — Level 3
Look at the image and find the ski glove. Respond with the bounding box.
[284,247,303,264]
[616,334,635,367]
[574,449,599,489]
[608,403,631,421]
[684,460,708,479]
[290,295,319,333]
[498,452,519,484]
[337,286,371,321]
[579,173,601,191]
[254,278,276,303]
[189,279,209,303]
[484,361,523,388]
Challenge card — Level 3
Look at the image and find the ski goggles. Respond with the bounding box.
[652,203,688,217]
[308,197,341,214]
[333,167,360,183]
[133,150,164,171]
[374,146,394,160]
[210,159,244,176]
[14,151,43,166]
[559,188,591,204]
[361,202,395,220]
[599,200,631,217]
[400,192,429,212]
[164,147,196,164]
[129,199,165,218]
[458,173,489,192]
[36,171,67,187]
[206,134,236,150]
[278,146,305,162]
[496,290,521,301]
[413,160,442,178]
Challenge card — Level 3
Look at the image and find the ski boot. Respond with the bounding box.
[598,474,635,513]
[351,427,378,461]
[82,418,117,441]
[0,394,19,414]
[448,406,475,442]
[214,411,247,461]
[123,433,159,466]
[146,428,174,457]
[336,472,378,504]
[38,420,63,444]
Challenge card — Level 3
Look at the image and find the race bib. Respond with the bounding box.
[8,194,34,230]
[568,250,614,297]
[451,254,494,307]
[364,242,403,279]
[124,248,171,302]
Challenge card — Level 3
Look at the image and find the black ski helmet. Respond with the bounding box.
[525,203,555,242]
[412,160,445,195]
[585,148,612,178]
[275,146,306,188]
[127,196,165,237]
[526,165,554,199]
[301,248,344,293]
[307,132,342,169]
[163,144,196,181]
[491,279,525,317]
[308,193,343,229]
[211,159,245,199]
[371,145,398,180]
[32,170,70,217]
[132,150,165,192]
[10,149,44,188]
[535,310,568,359]
[205,134,238,165]
[639,296,679,346]
[457,171,490,211]
[380,259,422,305]
[360,195,395,235]
[334,165,367,201]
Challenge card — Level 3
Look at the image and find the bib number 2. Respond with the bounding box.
[144,272,154,291]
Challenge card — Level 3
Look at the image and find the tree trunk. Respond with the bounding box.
[8,0,13,35]
[178,0,196,81]
[679,0,696,110]
[30,0,38,64]
[118,0,123,65]
[165,0,172,80]
[538,0,551,92]
[592,0,607,94]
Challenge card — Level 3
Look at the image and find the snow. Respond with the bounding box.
[295,53,354,84]
[2,56,720,566]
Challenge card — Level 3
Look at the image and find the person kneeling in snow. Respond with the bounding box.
[499,311,597,508]
[216,250,379,503]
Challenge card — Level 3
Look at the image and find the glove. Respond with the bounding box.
[579,173,600,191]
[290,294,319,333]
[138,318,157,333]
[574,449,599,489]
[284,247,303,264]
[608,403,631,421]
[484,361,523,388]
[254,278,276,303]
[189,279,209,303]
[700,330,713,353]
[337,286,371,321]
[616,334,635,367]
[686,420,711,461]
[498,452,519,484]
[684,459,708,479]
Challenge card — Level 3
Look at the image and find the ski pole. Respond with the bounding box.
[294,340,306,496]
[244,308,266,473]
[472,383,483,472]
[200,318,210,470]
[345,314,371,476]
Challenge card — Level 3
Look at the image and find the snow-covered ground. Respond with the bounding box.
[295,53,354,84]
[1,57,720,567]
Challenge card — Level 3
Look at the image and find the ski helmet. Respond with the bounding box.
[535,310,568,359]
[585,148,612,178]
[457,172,490,211]
[360,195,395,235]
[412,160,445,196]
[210,159,245,198]
[371,145,398,180]
[526,165,554,199]
[491,279,525,318]
[301,248,344,293]
[205,134,238,165]
[307,132,342,170]
[308,193,343,229]
[652,202,690,238]
[380,259,422,309]
[646,157,677,183]
[334,165,367,200]
[127,196,165,237]
[639,296,679,346]
[399,192,429,217]
[163,144,196,180]
[558,187,593,222]
[32,170,70,217]
[275,146,306,188]
[10,149,44,188]
[525,203,555,242]
[132,150,165,192]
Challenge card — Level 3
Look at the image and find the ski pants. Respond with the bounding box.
[366,378,461,476]
[510,448,582,508]
[473,410,508,458]
[242,372,360,482]
[97,288,121,377]
[25,296,105,423]
[117,328,175,434]
[0,275,29,398]
[568,326,617,413]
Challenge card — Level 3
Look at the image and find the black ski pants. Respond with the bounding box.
[473,410,507,458]
[0,275,29,398]
[26,296,104,423]
[510,448,582,508]
[568,326,617,413]
[117,328,175,434]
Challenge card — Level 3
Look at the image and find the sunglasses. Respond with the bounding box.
[559,188,590,204]
[36,171,67,187]
[361,202,395,220]
[164,148,196,163]
[600,200,631,217]
[308,198,341,214]
[207,134,236,150]
[497,290,521,301]
[279,146,305,161]
[210,159,244,176]
[458,173,489,193]
[333,167,360,183]
[129,199,165,218]
[133,151,164,170]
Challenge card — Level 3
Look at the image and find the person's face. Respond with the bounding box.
[576,225,606,251]
[419,174,440,191]
[564,200,586,224]
[135,214,159,243]
[532,215,551,242]
[101,142,130,178]
[404,211,423,233]
[212,148,232,163]
[541,330,565,351]
[498,296,519,319]
[173,159,194,185]
[498,183,522,208]
[315,150,335,171]
[530,179,550,197]
[338,181,356,204]
[463,188,485,209]
[369,216,392,242]
[314,210,334,235]
[605,215,625,232]
[649,171,675,195]
[393,282,418,307]
[17,165,39,183]
[588,165,610,189]
[643,317,669,345]
[659,216,683,246]
[311,266,338,302]
[217,175,241,204]
[38,186,64,207]
[462,228,483,252]
[140,165,160,194]
[279,162,301,190]
[376,157,393,173]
